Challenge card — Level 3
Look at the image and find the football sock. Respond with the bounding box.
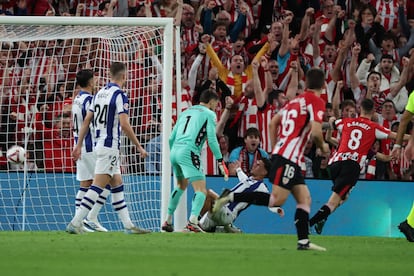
[233,192,270,206]
[111,184,134,229]
[309,205,331,226]
[72,185,103,226]
[75,187,88,212]
[166,187,184,224]
[406,202,414,228]
[87,185,110,221]
[295,208,310,241]
[189,191,206,224]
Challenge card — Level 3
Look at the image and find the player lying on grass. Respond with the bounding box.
[198,159,284,233]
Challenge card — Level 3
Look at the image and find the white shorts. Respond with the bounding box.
[199,206,235,231]
[76,151,96,181]
[95,147,121,177]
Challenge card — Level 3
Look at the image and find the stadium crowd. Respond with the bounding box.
[0,0,414,181]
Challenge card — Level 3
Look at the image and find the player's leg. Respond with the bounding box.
[291,184,325,251]
[200,189,219,217]
[310,160,359,234]
[186,178,207,232]
[74,153,95,215]
[162,177,188,232]
[162,148,188,231]
[84,184,111,232]
[309,192,341,234]
[398,202,414,242]
[79,152,109,232]
[109,174,151,234]
[75,180,91,215]
[67,173,111,234]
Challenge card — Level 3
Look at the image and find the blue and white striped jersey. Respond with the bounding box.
[89,83,129,150]
[72,91,94,153]
[227,169,270,217]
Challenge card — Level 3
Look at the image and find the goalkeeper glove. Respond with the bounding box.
[217,159,229,181]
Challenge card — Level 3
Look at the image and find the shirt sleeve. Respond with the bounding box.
[405,90,414,113]
[116,91,129,114]
[206,110,222,160]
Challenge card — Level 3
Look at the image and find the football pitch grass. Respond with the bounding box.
[0,232,412,276]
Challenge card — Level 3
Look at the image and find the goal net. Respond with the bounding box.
[0,17,174,231]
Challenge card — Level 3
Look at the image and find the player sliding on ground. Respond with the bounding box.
[203,158,284,233]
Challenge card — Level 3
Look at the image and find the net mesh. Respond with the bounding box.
[0,22,168,231]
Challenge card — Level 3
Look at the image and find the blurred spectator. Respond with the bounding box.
[35,108,74,173]
[228,127,268,176]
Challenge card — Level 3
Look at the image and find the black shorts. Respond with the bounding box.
[329,160,360,199]
[268,154,305,190]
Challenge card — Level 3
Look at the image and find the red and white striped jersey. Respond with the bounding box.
[372,0,400,31]
[257,103,276,153]
[329,117,391,168]
[272,91,326,167]
[237,97,259,138]
[377,114,399,154]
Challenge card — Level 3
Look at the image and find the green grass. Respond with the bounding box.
[0,232,413,276]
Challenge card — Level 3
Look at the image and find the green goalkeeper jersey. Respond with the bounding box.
[169,104,222,160]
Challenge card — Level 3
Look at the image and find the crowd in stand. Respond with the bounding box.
[1,0,414,181]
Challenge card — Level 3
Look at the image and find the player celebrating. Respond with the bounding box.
[162,89,229,233]
[72,69,110,232]
[310,98,407,235]
[268,68,329,251]
[68,62,150,234]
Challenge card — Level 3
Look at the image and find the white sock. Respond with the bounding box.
[71,185,103,227]
[189,215,198,224]
[87,187,110,221]
[166,215,173,224]
[75,187,88,212]
[111,184,134,229]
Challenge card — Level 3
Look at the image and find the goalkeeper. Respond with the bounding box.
[162,89,229,233]
[199,159,284,233]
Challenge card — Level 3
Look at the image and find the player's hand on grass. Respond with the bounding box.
[218,159,229,181]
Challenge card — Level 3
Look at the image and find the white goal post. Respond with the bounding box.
[0,16,175,231]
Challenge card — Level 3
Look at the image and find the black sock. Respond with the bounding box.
[295,208,309,241]
[309,205,331,226]
[233,192,270,206]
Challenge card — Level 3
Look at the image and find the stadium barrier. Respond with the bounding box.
[1,172,412,238]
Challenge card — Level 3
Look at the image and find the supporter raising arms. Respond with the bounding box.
[202,33,269,103]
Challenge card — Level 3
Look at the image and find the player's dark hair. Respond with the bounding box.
[380,54,394,62]
[262,158,272,177]
[244,127,261,139]
[382,99,396,112]
[76,69,94,88]
[305,68,325,90]
[361,98,374,113]
[367,71,381,81]
[268,89,284,104]
[340,99,356,110]
[110,62,126,79]
[199,89,219,103]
